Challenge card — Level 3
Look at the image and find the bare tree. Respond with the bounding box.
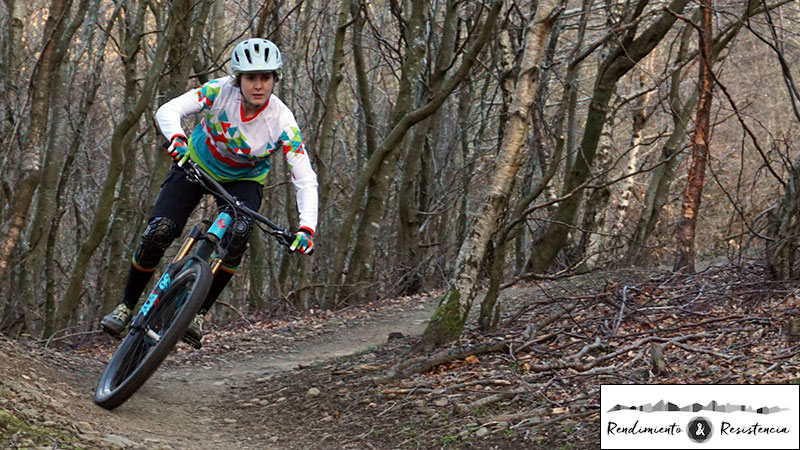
[624,24,695,266]
[325,0,503,307]
[674,0,714,273]
[759,1,800,278]
[418,0,561,349]
[396,0,461,296]
[0,0,74,285]
[524,0,692,276]
[478,4,570,331]
[54,0,200,331]
[624,1,756,266]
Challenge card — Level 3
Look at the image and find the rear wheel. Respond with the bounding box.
[94,260,211,410]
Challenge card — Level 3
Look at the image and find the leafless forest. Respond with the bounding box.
[1,0,799,344]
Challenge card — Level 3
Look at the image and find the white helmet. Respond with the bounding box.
[231,38,283,76]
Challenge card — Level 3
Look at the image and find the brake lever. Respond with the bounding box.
[261,227,293,250]
[181,161,203,184]
[279,232,295,251]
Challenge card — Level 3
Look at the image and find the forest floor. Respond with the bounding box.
[2,263,800,449]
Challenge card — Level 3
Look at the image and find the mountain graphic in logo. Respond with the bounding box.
[608,400,788,414]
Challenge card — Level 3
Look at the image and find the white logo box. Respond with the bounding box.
[600,384,800,449]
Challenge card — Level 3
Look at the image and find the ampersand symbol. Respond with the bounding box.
[695,423,705,436]
[687,417,712,443]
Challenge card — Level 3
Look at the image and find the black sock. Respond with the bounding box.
[122,264,156,310]
[199,270,234,314]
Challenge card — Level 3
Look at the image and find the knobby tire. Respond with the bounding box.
[94,261,211,410]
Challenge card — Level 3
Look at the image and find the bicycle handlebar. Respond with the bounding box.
[180,160,295,248]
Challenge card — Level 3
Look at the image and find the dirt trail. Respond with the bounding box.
[66,295,440,449]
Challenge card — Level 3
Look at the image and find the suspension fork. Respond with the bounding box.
[172,229,202,263]
[169,212,231,281]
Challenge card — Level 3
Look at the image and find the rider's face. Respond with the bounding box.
[240,72,275,110]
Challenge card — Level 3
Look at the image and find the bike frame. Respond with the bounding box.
[129,160,293,331]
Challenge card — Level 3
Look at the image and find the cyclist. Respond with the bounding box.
[101,38,317,344]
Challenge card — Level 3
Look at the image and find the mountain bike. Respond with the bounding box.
[94,159,294,410]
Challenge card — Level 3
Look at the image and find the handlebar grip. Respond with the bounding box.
[178,153,190,167]
[282,235,313,255]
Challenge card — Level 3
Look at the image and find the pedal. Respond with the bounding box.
[182,333,203,349]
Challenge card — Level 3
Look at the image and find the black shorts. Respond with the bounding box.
[150,164,263,231]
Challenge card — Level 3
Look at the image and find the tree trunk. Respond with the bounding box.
[624,40,694,266]
[25,59,78,337]
[351,0,378,164]
[623,93,694,266]
[524,0,691,275]
[673,0,713,273]
[397,0,460,296]
[577,118,614,266]
[13,0,95,335]
[0,0,71,286]
[54,0,190,330]
[1,0,26,147]
[314,0,351,217]
[624,5,751,265]
[100,2,149,314]
[325,0,503,307]
[419,3,559,349]
[479,14,567,330]
[339,0,428,304]
[43,74,97,336]
[766,160,800,279]
[397,123,428,295]
[455,85,475,248]
[601,59,655,263]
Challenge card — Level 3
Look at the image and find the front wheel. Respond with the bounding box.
[94,260,211,410]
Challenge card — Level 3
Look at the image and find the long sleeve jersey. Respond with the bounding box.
[156,76,318,233]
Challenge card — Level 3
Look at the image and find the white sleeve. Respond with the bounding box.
[289,150,319,233]
[155,84,209,140]
[280,122,319,233]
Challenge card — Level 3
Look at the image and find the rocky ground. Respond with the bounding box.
[2,264,800,449]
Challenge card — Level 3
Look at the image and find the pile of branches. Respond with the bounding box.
[369,264,800,443]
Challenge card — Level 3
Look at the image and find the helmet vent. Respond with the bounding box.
[244,49,252,64]
[254,43,260,53]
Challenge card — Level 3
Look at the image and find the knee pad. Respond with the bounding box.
[220,215,253,269]
[132,217,179,269]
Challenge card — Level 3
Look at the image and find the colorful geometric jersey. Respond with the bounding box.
[155,76,318,232]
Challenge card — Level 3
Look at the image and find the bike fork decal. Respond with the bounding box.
[140,272,171,317]
[208,212,232,241]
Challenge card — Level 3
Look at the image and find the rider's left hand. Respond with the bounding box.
[290,227,314,255]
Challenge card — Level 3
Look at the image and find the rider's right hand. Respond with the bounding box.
[166,134,188,161]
